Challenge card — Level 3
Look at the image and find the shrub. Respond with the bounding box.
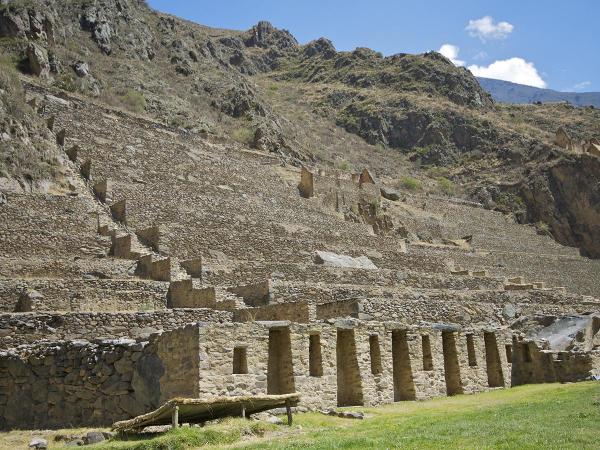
[401,176,422,191]
[536,221,551,236]
[231,126,254,145]
[121,90,147,113]
[338,160,350,171]
[437,177,455,195]
[55,73,77,93]
[0,53,27,120]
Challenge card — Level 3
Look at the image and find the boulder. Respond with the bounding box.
[244,21,298,49]
[28,438,47,449]
[314,251,378,270]
[84,431,107,445]
[303,38,337,59]
[502,303,518,320]
[15,289,44,312]
[73,61,90,77]
[380,186,400,201]
[27,42,50,78]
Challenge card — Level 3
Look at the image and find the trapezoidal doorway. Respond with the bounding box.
[442,331,464,396]
[267,327,295,395]
[484,332,505,387]
[336,329,364,407]
[392,330,416,401]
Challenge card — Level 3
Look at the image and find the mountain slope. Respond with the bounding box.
[478,77,600,107]
[0,0,599,258]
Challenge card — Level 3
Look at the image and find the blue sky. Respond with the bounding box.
[148,0,599,92]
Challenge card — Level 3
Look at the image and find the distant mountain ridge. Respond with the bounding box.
[477,77,600,108]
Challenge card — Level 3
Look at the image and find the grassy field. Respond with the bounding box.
[2,382,598,449]
[235,382,600,450]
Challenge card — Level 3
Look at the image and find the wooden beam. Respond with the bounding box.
[285,399,293,426]
[172,405,179,429]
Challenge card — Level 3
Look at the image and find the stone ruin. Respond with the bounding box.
[1,86,599,431]
[2,318,597,430]
[298,166,314,198]
[554,127,600,157]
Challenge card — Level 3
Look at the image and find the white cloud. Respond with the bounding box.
[468,57,547,88]
[472,51,488,61]
[466,16,514,41]
[571,81,591,92]
[438,44,464,67]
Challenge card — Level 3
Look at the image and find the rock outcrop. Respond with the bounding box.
[520,154,600,258]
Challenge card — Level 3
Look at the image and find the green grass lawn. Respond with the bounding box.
[4,382,597,449]
[233,382,600,450]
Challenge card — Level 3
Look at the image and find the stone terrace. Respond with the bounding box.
[0,83,594,335]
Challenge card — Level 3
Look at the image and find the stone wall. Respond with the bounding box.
[360,290,600,325]
[192,321,512,410]
[0,279,168,313]
[0,339,159,430]
[226,280,272,307]
[316,299,362,320]
[0,325,211,430]
[0,309,232,349]
[232,302,311,323]
[511,338,598,385]
[5,319,598,430]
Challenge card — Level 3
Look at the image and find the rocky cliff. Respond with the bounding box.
[520,155,600,258]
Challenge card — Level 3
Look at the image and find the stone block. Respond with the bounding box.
[136,226,161,253]
[450,269,470,276]
[80,159,92,181]
[226,280,272,307]
[298,166,314,198]
[110,234,132,259]
[504,284,534,291]
[93,179,108,203]
[314,251,377,270]
[65,145,78,162]
[110,200,127,225]
[380,186,400,201]
[181,257,202,279]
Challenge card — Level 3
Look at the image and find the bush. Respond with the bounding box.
[401,176,422,191]
[121,90,147,113]
[437,177,455,195]
[0,53,27,120]
[55,73,77,93]
[231,126,254,145]
[337,160,350,171]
